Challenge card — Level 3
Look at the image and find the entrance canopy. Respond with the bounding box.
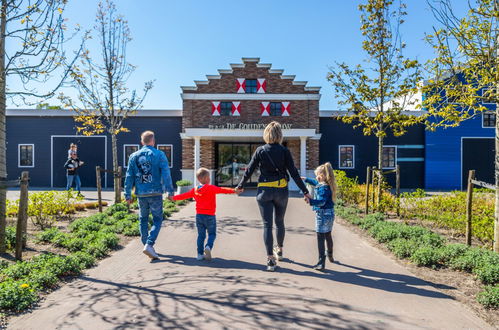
[181,128,321,142]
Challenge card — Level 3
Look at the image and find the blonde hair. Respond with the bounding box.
[141,130,155,144]
[315,162,337,203]
[263,121,283,144]
[196,168,210,181]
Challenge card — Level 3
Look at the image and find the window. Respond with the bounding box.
[382,146,397,169]
[245,79,257,93]
[338,145,355,169]
[270,102,282,116]
[123,144,139,167]
[157,144,173,168]
[18,144,34,167]
[483,112,496,128]
[220,102,233,116]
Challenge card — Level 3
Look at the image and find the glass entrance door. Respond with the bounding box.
[216,143,261,186]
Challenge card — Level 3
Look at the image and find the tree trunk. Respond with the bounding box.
[0,0,7,253]
[111,133,121,203]
[376,134,384,210]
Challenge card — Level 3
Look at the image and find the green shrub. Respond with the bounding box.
[36,227,61,243]
[28,270,58,289]
[0,280,38,311]
[176,180,192,187]
[105,202,128,216]
[438,244,470,263]
[96,232,119,249]
[474,264,499,285]
[416,233,445,248]
[2,261,37,280]
[51,232,70,247]
[359,213,384,230]
[388,238,420,259]
[112,211,128,221]
[122,225,140,236]
[68,251,96,269]
[5,226,16,250]
[410,246,441,268]
[477,285,499,309]
[368,222,400,243]
[449,248,498,273]
[85,242,110,258]
[64,237,86,252]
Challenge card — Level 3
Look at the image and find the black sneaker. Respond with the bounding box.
[273,246,283,261]
[267,258,277,272]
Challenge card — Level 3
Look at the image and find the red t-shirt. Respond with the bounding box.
[173,184,235,215]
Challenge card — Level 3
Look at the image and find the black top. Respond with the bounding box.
[64,157,82,175]
[237,143,309,194]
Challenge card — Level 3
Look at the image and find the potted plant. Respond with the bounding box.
[176,180,193,194]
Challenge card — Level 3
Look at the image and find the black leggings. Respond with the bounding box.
[256,187,289,256]
[316,232,333,258]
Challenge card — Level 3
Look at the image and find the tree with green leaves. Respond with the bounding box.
[328,0,421,207]
[0,0,81,253]
[423,0,499,252]
[60,0,153,203]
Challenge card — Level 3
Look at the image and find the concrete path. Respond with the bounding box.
[8,193,492,330]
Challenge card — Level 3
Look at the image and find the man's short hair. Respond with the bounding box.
[196,168,210,180]
[141,131,155,144]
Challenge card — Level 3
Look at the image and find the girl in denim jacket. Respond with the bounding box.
[302,162,337,271]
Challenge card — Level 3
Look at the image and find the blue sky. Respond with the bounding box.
[9,0,469,110]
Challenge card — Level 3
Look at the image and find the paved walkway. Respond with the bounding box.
[8,193,492,329]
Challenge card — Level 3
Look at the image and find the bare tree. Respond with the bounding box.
[423,0,499,251]
[0,0,81,252]
[60,0,153,203]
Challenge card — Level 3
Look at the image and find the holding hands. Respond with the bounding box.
[234,187,244,194]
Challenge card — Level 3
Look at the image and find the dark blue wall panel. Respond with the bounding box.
[6,116,182,188]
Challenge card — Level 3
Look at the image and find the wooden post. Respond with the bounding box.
[365,167,371,215]
[117,166,122,202]
[466,170,475,246]
[371,168,377,210]
[396,165,401,217]
[15,172,29,261]
[96,166,102,213]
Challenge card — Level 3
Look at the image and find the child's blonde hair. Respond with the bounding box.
[314,162,337,203]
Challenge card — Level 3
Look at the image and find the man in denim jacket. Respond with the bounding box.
[125,130,174,260]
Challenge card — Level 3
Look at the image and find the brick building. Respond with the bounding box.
[180,57,322,190]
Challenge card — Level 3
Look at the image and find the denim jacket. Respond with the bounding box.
[124,145,174,200]
[304,178,334,211]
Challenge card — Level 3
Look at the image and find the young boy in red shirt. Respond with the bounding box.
[173,168,242,261]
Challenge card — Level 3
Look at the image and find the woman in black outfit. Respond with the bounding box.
[237,121,311,271]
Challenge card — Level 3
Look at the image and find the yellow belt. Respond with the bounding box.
[257,178,288,188]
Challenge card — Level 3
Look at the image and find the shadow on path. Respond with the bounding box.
[155,254,454,300]
[44,270,416,330]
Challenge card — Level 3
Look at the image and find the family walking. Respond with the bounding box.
[124,122,337,271]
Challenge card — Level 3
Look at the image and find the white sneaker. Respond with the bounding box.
[196,254,204,261]
[204,246,212,261]
[143,244,159,260]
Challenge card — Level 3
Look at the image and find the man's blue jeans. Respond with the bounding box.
[66,174,81,192]
[196,214,217,255]
[138,195,164,246]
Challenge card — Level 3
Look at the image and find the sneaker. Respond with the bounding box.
[273,246,283,261]
[143,244,159,260]
[196,254,204,261]
[204,246,212,261]
[267,258,277,272]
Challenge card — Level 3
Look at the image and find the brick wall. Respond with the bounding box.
[200,139,215,169]
[307,139,320,169]
[181,58,321,172]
